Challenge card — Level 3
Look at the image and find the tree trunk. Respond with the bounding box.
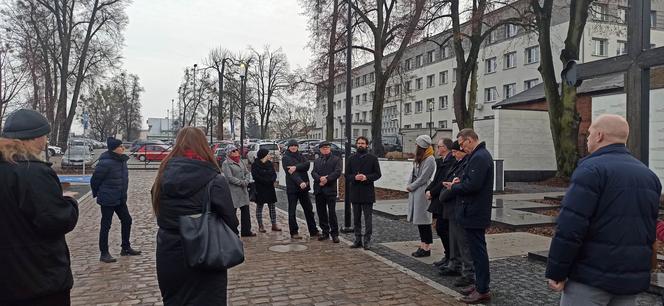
[371,69,387,156]
[217,63,225,140]
[325,0,339,141]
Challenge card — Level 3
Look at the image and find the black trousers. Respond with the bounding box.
[434,214,450,258]
[352,202,373,240]
[417,224,433,244]
[315,194,338,236]
[236,205,252,236]
[5,290,71,306]
[466,228,490,294]
[287,191,318,235]
[99,202,132,254]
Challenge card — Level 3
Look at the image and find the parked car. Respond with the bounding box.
[48,145,62,156]
[247,142,282,163]
[130,139,165,152]
[68,139,92,152]
[61,145,94,168]
[134,144,171,162]
[309,142,344,159]
[210,140,233,153]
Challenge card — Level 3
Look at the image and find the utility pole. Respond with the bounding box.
[341,0,353,233]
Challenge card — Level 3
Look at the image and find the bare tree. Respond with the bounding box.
[0,46,28,131]
[114,72,143,141]
[204,47,234,139]
[349,0,426,156]
[249,46,292,139]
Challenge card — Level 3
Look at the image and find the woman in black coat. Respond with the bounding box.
[152,127,239,306]
[251,148,281,232]
[0,109,79,305]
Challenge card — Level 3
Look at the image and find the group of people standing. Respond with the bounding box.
[404,130,495,304]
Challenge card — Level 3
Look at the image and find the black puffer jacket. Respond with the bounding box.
[91,151,129,206]
[0,158,79,302]
[281,150,311,194]
[251,159,278,204]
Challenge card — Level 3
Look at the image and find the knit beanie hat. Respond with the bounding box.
[225,144,238,155]
[257,148,269,160]
[415,135,432,149]
[450,140,462,151]
[286,139,299,147]
[2,109,51,140]
[107,137,122,151]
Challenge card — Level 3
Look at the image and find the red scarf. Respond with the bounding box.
[229,155,241,163]
[183,149,205,161]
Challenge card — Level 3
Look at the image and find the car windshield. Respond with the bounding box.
[259,144,278,151]
[68,146,89,156]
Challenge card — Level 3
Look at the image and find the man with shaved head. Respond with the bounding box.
[546,114,662,306]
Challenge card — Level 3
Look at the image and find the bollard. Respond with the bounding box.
[494,159,504,192]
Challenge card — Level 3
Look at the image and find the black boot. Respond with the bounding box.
[120,247,142,256]
[411,248,431,258]
[363,237,372,250]
[433,257,449,267]
[350,239,363,249]
[318,233,330,241]
[332,236,340,243]
[100,253,117,263]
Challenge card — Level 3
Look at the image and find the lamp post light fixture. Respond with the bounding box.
[428,101,434,138]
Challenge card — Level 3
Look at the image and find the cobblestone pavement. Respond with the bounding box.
[274,190,662,306]
[67,171,463,305]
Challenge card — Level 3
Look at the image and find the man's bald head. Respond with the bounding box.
[587,114,630,153]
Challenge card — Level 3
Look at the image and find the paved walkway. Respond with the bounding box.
[67,171,463,305]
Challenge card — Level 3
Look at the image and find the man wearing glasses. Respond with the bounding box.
[443,128,494,304]
[282,139,319,240]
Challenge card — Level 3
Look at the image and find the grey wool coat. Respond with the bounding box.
[407,155,436,225]
[222,159,251,208]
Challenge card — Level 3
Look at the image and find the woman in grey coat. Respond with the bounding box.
[222,145,256,237]
[407,135,436,258]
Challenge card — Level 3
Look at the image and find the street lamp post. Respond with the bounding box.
[341,0,353,233]
[192,64,198,126]
[239,62,249,157]
[428,101,434,138]
[208,99,213,144]
[217,58,231,140]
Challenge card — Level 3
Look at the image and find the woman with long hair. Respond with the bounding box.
[0,109,79,305]
[152,127,239,305]
[406,135,437,258]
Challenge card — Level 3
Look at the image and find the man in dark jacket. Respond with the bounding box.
[312,141,343,243]
[346,136,382,250]
[0,109,79,305]
[445,128,494,304]
[91,137,141,263]
[426,138,454,267]
[546,114,662,305]
[282,139,319,239]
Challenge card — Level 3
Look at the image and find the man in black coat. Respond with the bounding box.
[281,139,319,239]
[425,138,454,267]
[346,136,382,250]
[0,109,79,305]
[444,128,494,304]
[91,137,141,263]
[312,141,343,243]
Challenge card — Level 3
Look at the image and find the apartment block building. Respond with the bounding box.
[310,0,664,154]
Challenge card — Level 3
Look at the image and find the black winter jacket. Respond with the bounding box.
[345,151,382,203]
[251,160,278,204]
[426,153,455,216]
[311,153,342,197]
[546,144,662,295]
[0,158,79,302]
[440,157,468,219]
[281,150,311,194]
[448,142,494,229]
[91,151,129,206]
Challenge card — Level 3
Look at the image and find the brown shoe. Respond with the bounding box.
[258,226,266,233]
[460,285,476,296]
[458,290,490,304]
[291,234,303,239]
[271,224,282,232]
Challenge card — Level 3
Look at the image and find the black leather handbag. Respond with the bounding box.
[179,177,245,270]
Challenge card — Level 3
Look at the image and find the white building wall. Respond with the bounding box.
[592,89,664,186]
[493,110,557,171]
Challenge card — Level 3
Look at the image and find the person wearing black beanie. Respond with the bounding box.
[0,109,79,305]
[91,136,141,262]
[251,148,281,233]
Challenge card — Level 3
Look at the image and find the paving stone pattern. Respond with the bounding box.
[275,191,662,305]
[67,171,462,305]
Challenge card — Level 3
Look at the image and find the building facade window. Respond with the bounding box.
[504,52,516,69]
[439,96,448,109]
[440,71,448,84]
[404,124,411,129]
[487,30,496,44]
[415,123,422,129]
[362,111,367,122]
[505,24,518,38]
[405,58,412,70]
[617,40,627,56]
[618,7,627,24]
[369,91,374,102]
[353,129,359,137]
[441,46,450,59]
[427,50,435,63]
[427,74,435,88]
[524,78,539,90]
[387,86,392,97]
[415,55,422,67]
[426,98,435,111]
[415,101,423,113]
[369,72,375,83]
[503,83,516,99]
[405,103,412,114]
[484,87,497,103]
[592,38,608,56]
[438,120,448,128]
[485,57,497,74]
[362,93,367,103]
[405,81,412,92]
[525,46,539,64]
[416,78,423,90]
[395,84,401,95]
[362,75,367,85]
[355,95,360,105]
[592,3,609,21]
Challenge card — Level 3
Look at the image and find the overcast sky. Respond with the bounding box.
[122,0,311,122]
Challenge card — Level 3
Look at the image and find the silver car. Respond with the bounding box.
[247,142,281,163]
[62,145,94,168]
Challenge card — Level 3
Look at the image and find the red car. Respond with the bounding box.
[135,144,171,162]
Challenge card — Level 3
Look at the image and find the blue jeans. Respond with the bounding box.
[99,202,132,254]
[465,228,490,294]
